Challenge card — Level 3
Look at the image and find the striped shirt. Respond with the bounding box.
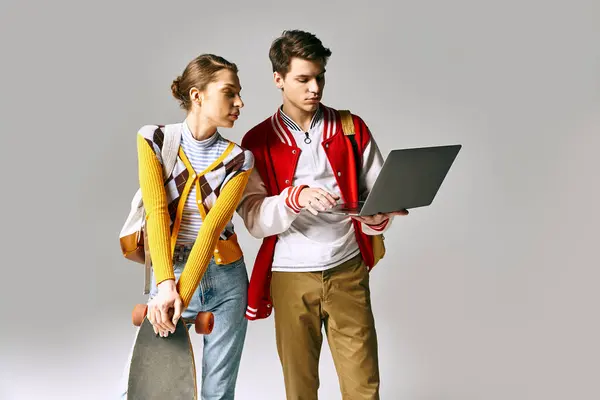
[176,121,230,244]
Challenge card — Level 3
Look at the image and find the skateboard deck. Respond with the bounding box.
[127,304,214,400]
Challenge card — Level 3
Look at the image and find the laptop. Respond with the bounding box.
[325,144,462,216]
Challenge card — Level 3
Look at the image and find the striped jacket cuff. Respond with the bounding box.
[366,219,389,232]
[245,305,258,320]
[284,185,308,214]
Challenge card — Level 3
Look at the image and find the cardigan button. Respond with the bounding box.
[337,172,342,176]
[325,144,329,148]
[285,179,290,184]
[292,150,297,154]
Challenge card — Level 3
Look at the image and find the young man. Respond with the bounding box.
[237,30,408,399]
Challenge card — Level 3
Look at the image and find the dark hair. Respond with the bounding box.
[171,54,238,110]
[269,30,332,77]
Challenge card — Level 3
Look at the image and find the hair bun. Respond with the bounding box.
[171,76,182,99]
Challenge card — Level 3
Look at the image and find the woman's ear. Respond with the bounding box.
[189,87,202,105]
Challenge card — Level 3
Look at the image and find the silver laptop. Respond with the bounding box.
[326,144,462,216]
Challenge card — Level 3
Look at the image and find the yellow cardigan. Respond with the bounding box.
[137,133,252,309]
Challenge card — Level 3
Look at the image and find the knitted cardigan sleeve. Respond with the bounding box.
[137,133,175,285]
[137,133,252,308]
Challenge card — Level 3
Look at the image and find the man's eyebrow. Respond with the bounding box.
[295,70,326,78]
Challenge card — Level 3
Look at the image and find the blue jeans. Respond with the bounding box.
[119,256,249,399]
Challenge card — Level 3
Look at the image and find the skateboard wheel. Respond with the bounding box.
[132,304,148,327]
[195,311,214,334]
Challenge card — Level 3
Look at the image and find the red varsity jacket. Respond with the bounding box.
[240,104,377,321]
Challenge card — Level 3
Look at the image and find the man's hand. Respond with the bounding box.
[298,187,339,215]
[147,279,183,338]
[352,209,409,226]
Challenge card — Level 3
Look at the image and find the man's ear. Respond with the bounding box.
[274,72,284,90]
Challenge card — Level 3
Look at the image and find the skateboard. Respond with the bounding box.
[127,304,214,399]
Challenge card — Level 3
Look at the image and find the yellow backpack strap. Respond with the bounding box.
[339,109,362,193]
[339,109,385,267]
[339,109,360,163]
[338,109,355,136]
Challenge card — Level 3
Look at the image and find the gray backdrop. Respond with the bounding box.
[1,0,599,399]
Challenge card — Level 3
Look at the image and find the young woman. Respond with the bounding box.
[119,54,254,399]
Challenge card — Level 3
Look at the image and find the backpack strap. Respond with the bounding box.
[339,109,355,137]
[161,124,182,178]
[339,110,362,193]
[339,110,386,267]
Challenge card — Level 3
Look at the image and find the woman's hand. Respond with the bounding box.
[147,279,183,337]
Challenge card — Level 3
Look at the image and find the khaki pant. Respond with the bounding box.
[271,254,380,400]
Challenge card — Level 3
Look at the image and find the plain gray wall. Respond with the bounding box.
[1,0,599,399]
